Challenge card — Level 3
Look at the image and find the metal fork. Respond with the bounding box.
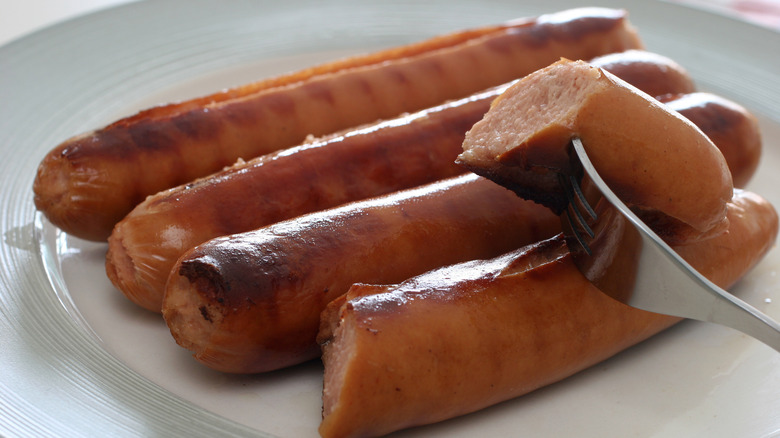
[560,137,780,352]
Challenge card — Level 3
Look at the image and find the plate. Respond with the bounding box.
[2,0,779,437]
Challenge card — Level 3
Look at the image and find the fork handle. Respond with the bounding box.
[633,231,780,352]
[569,136,780,352]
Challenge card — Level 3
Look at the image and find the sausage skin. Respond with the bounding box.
[588,49,695,98]
[106,88,500,312]
[160,83,764,372]
[33,7,643,241]
[162,174,561,373]
[458,59,733,244]
[661,92,761,188]
[106,51,705,312]
[318,190,778,438]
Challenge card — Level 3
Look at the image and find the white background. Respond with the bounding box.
[0,0,137,46]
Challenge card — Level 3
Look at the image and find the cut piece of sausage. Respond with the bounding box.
[458,59,733,244]
[318,189,777,438]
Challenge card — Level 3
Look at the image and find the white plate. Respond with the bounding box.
[2,1,779,437]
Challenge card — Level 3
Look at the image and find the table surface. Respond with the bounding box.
[1,0,778,48]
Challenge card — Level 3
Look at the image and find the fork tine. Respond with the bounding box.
[563,209,593,256]
[569,174,597,221]
[559,172,597,256]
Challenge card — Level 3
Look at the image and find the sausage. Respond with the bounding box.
[162,174,561,373]
[317,190,778,438]
[106,89,499,312]
[588,49,695,98]
[32,7,643,241]
[160,81,764,372]
[107,50,703,312]
[159,71,763,373]
[661,92,761,188]
[457,59,733,244]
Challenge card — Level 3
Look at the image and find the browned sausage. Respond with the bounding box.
[106,90,498,312]
[162,174,561,373]
[661,92,761,188]
[458,59,733,244]
[32,7,643,241]
[160,69,764,373]
[317,189,778,438]
[588,49,695,98]
[160,81,764,372]
[107,50,701,312]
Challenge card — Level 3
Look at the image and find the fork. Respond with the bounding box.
[560,137,780,352]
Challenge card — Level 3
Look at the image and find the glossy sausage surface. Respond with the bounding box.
[160,73,763,372]
[107,50,702,312]
[661,92,761,188]
[588,49,695,98]
[318,190,778,438]
[106,88,501,312]
[163,174,561,373]
[33,7,642,241]
[160,82,764,371]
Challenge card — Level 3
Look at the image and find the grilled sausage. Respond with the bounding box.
[160,66,763,373]
[317,190,777,438]
[661,92,761,188]
[33,7,642,241]
[457,59,733,244]
[588,49,695,98]
[107,50,702,312]
[160,81,764,372]
[106,88,502,312]
[162,174,561,373]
